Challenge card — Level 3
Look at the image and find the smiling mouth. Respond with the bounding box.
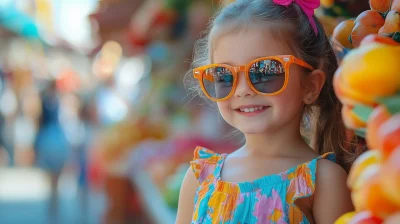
[234,106,270,114]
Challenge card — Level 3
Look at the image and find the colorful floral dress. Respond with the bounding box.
[190,146,336,224]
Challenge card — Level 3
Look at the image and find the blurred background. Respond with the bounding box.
[0,0,369,224]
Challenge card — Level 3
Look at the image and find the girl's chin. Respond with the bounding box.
[237,126,274,135]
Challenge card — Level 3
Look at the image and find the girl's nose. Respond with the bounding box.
[234,71,256,98]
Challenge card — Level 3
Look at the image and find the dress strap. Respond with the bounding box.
[212,153,228,180]
[287,152,336,203]
[190,146,224,184]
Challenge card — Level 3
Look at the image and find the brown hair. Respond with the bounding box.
[184,0,365,172]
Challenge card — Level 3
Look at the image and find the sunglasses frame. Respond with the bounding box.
[193,55,315,102]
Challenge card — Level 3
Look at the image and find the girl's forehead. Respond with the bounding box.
[212,26,294,65]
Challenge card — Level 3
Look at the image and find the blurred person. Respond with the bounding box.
[75,98,95,223]
[0,146,8,166]
[0,74,17,166]
[60,93,98,223]
[0,110,8,167]
[34,80,70,223]
[13,85,41,166]
[0,69,7,166]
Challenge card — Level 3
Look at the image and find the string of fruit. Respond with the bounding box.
[332,1,400,221]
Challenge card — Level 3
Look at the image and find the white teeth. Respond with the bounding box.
[239,106,265,113]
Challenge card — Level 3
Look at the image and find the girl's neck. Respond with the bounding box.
[242,121,311,158]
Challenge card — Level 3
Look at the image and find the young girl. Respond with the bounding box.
[177,0,358,223]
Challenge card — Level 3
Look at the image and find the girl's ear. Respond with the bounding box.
[303,69,326,105]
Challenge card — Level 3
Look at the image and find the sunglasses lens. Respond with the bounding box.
[249,59,285,94]
[202,66,234,99]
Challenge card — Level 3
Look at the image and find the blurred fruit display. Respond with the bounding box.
[333,2,400,222]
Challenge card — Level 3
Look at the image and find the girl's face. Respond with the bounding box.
[213,27,309,134]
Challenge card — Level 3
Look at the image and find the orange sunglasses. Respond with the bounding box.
[193,55,314,101]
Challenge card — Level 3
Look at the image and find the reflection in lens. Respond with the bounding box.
[249,59,285,93]
[202,67,233,99]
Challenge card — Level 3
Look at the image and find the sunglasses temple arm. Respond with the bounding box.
[293,58,314,70]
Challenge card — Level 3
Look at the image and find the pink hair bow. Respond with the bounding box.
[273,0,320,35]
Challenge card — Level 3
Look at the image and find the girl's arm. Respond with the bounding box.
[313,160,354,224]
[175,168,199,224]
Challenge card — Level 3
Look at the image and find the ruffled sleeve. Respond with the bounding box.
[190,146,222,184]
[287,152,336,203]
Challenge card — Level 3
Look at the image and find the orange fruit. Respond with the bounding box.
[333,67,376,106]
[379,10,400,35]
[361,34,400,46]
[366,106,392,150]
[342,105,367,130]
[377,114,400,158]
[335,212,356,224]
[338,43,400,102]
[351,10,385,48]
[380,147,400,206]
[333,19,356,49]
[350,163,381,192]
[352,173,400,218]
[348,211,383,223]
[347,150,382,190]
[369,0,391,13]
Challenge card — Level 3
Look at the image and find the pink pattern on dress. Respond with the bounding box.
[253,189,286,224]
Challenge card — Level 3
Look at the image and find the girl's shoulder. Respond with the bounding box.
[311,153,353,223]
